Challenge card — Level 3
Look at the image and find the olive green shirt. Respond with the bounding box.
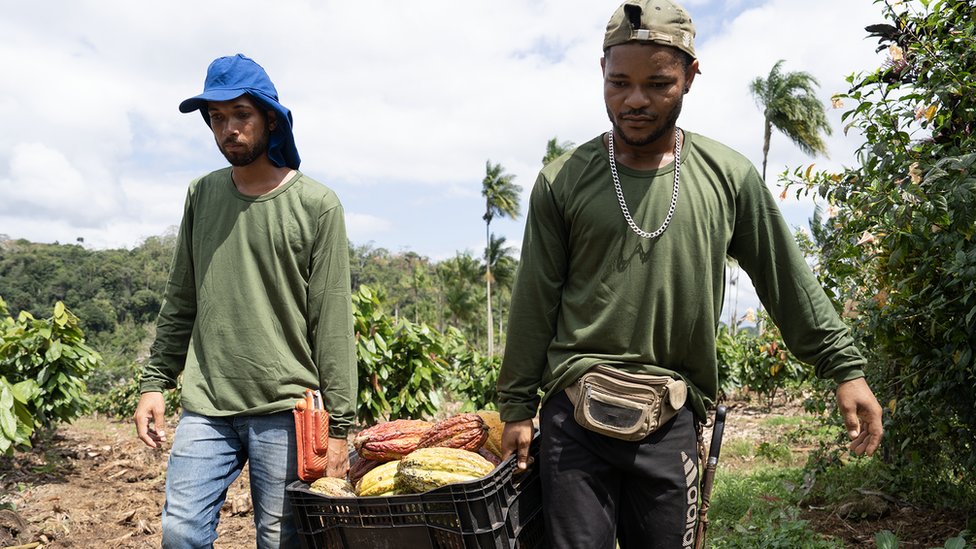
[141,168,357,437]
[497,132,866,422]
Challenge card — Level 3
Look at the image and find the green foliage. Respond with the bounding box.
[353,285,452,425]
[444,333,502,413]
[876,528,970,549]
[0,296,99,454]
[781,0,976,497]
[543,137,575,166]
[708,468,843,549]
[715,311,809,410]
[0,233,175,394]
[89,362,182,419]
[348,242,513,354]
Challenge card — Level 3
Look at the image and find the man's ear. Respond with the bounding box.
[267,111,278,131]
[683,59,699,93]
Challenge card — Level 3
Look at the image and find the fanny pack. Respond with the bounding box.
[565,365,687,441]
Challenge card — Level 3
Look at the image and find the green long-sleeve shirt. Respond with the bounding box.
[497,132,866,422]
[141,168,357,437]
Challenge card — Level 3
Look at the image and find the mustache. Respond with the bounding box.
[618,109,655,119]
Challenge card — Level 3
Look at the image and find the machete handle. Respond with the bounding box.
[706,404,727,467]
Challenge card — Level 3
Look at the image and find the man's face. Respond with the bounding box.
[601,42,698,148]
[207,95,275,167]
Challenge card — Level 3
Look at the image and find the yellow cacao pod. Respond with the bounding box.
[357,460,401,497]
[476,410,504,458]
[309,477,357,498]
[396,447,495,493]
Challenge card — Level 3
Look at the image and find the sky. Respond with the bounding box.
[0,0,891,324]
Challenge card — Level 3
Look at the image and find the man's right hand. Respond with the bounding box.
[500,419,535,471]
[134,391,168,448]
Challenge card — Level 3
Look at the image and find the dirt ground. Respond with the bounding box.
[0,398,972,548]
[716,398,973,548]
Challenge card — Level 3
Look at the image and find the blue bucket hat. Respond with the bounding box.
[180,54,301,170]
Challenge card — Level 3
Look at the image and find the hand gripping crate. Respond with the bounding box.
[287,436,543,549]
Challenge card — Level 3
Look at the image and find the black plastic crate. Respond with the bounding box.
[287,437,543,549]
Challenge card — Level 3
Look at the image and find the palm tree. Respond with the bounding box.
[749,60,832,181]
[543,137,575,166]
[437,252,483,334]
[483,233,518,351]
[481,161,522,356]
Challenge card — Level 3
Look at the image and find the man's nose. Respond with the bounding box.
[624,88,651,109]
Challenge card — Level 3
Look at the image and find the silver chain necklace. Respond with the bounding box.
[608,126,681,239]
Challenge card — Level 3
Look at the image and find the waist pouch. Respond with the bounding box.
[565,365,687,441]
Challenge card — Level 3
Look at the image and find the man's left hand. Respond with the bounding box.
[836,377,884,456]
[326,436,350,479]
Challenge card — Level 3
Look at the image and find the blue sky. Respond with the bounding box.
[1,0,891,323]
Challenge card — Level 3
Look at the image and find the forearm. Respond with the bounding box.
[497,175,566,422]
[309,205,357,437]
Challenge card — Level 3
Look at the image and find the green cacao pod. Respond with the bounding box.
[353,419,432,462]
[417,413,489,451]
[396,447,495,493]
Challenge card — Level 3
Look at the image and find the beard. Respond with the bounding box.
[217,125,271,167]
[607,93,684,148]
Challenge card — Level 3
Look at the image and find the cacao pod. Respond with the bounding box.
[348,457,381,490]
[309,477,357,498]
[477,446,501,467]
[353,419,432,462]
[475,410,504,458]
[397,447,495,493]
[418,413,488,451]
[357,460,402,497]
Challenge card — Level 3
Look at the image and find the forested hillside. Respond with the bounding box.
[0,232,513,392]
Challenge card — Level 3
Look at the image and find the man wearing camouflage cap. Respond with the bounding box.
[497,1,884,547]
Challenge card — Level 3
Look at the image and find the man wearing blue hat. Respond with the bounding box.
[133,54,356,548]
[497,1,884,548]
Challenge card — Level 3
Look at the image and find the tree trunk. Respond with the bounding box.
[498,301,503,353]
[486,223,494,356]
[762,115,772,182]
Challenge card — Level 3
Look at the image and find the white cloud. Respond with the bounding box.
[0,142,125,226]
[0,0,890,261]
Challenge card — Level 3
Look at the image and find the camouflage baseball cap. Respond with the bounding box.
[603,0,696,60]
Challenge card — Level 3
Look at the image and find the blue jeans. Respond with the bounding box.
[161,410,300,549]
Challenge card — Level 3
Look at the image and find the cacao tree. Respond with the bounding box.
[353,285,450,424]
[0,296,99,454]
[781,0,976,495]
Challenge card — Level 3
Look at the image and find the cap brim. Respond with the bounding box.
[178,88,250,113]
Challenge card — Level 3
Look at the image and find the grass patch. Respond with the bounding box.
[760,414,814,429]
[724,438,756,461]
[707,467,843,549]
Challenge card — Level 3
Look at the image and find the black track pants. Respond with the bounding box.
[539,391,700,549]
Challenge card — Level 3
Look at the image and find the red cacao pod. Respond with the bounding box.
[353,419,432,462]
[418,413,489,451]
[348,457,381,490]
